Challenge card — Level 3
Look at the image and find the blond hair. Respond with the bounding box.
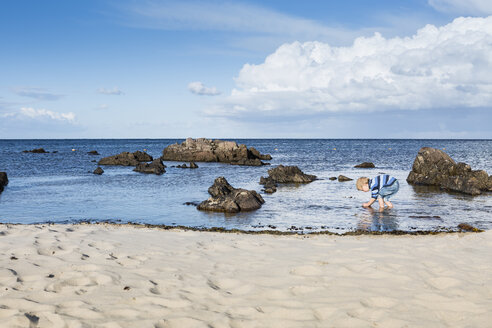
[356,177,369,190]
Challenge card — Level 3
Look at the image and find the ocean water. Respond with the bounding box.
[0,139,491,232]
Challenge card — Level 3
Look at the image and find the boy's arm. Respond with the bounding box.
[362,198,376,208]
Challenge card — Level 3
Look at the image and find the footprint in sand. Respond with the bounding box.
[427,276,461,290]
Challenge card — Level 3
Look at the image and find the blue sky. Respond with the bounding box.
[1,0,492,138]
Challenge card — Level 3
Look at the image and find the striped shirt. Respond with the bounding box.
[369,175,397,199]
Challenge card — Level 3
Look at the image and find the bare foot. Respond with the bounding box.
[384,200,393,209]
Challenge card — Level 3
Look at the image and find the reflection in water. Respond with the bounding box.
[357,207,399,231]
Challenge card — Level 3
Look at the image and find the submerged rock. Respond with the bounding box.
[177,162,199,169]
[407,147,492,196]
[0,172,8,193]
[88,150,100,155]
[134,159,166,175]
[329,177,337,181]
[198,177,265,213]
[93,167,104,175]
[259,176,277,194]
[354,162,375,168]
[23,148,48,153]
[161,138,271,166]
[98,151,153,166]
[338,175,353,182]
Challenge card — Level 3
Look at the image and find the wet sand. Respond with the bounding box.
[0,224,491,327]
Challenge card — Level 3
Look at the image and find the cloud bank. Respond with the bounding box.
[188,82,221,96]
[429,0,492,15]
[209,16,492,118]
[2,107,75,122]
[97,87,124,95]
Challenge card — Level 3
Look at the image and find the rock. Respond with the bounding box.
[0,172,8,193]
[134,159,166,175]
[338,175,353,182]
[88,150,99,155]
[264,165,316,184]
[259,176,278,194]
[354,162,375,168]
[197,177,265,213]
[93,167,104,175]
[98,151,153,166]
[161,138,271,166]
[23,148,48,153]
[407,147,491,196]
[249,147,272,160]
[329,177,337,181]
[177,162,199,169]
[183,201,200,206]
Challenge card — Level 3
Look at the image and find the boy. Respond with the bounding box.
[356,175,399,212]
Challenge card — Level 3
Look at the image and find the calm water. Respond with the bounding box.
[1,139,491,232]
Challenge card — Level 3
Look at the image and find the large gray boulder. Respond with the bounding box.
[407,147,492,196]
[258,165,316,194]
[98,151,153,166]
[197,177,265,213]
[134,159,166,175]
[0,172,8,194]
[161,138,271,166]
[264,165,316,184]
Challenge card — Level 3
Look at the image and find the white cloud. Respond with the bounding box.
[209,16,492,118]
[188,81,221,96]
[429,0,492,15]
[97,87,124,95]
[1,107,76,122]
[11,87,63,101]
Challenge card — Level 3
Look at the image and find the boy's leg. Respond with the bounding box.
[378,197,385,211]
[384,199,393,209]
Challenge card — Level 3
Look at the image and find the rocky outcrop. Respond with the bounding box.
[134,159,166,175]
[407,147,492,196]
[354,162,375,168]
[88,150,100,155]
[161,138,271,166]
[0,172,8,193]
[177,162,199,169]
[93,167,104,175]
[259,165,316,194]
[98,151,153,166]
[264,165,316,184]
[197,177,265,213]
[338,175,353,182]
[23,148,48,153]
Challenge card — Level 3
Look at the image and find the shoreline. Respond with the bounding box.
[1,223,491,327]
[0,222,484,235]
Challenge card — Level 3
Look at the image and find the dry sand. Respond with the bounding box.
[0,224,491,328]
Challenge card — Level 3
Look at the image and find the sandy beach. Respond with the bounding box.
[0,224,491,327]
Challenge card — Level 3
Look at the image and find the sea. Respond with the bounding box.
[1,139,491,233]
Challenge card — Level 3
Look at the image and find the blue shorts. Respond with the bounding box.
[378,180,399,200]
